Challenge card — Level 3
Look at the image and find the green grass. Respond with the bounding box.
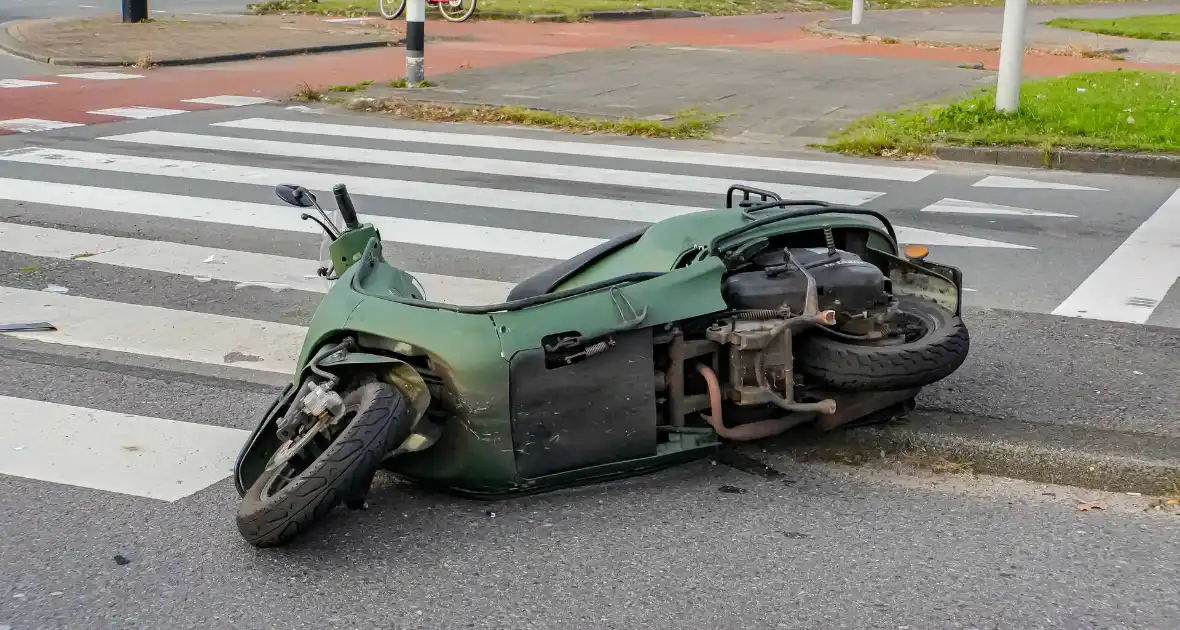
[1046,13,1180,41]
[822,0,1142,9]
[348,97,724,138]
[821,70,1180,157]
[251,0,1136,18]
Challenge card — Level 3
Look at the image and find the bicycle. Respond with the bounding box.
[378,0,477,22]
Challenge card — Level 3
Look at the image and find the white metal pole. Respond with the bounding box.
[406,0,426,84]
[851,0,865,25]
[994,0,1028,113]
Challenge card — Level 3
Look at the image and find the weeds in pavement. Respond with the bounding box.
[292,82,325,101]
[328,80,375,93]
[387,78,437,88]
[821,70,1180,157]
[347,97,723,139]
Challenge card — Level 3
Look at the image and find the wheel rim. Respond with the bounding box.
[260,408,359,500]
[438,0,476,21]
[378,0,403,19]
[834,303,939,348]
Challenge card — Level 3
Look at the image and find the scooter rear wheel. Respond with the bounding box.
[795,296,969,391]
[235,375,411,547]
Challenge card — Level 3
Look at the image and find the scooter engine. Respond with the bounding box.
[720,246,892,324]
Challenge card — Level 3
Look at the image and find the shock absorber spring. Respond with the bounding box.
[735,309,783,320]
[581,340,611,357]
[823,226,836,255]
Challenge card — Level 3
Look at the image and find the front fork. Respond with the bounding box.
[233,337,439,497]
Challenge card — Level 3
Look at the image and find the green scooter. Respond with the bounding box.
[232,182,970,547]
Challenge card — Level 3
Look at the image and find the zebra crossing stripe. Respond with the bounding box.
[0,147,720,224]
[100,130,887,205]
[0,221,515,305]
[0,394,247,501]
[213,117,938,182]
[1,286,305,373]
[0,177,601,260]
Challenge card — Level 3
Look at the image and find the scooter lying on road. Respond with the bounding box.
[232,182,971,547]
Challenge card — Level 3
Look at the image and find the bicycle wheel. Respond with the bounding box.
[378,0,407,19]
[437,0,476,22]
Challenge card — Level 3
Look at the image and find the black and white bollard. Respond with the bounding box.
[406,0,426,84]
[123,0,148,22]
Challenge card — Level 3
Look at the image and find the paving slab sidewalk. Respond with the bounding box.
[0,12,404,67]
[357,45,997,146]
[813,0,1180,65]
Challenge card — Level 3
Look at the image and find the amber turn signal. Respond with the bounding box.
[904,245,929,261]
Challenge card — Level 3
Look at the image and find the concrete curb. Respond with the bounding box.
[933,145,1180,178]
[778,410,1180,496]
[803,19,1133,60]
[0,19,400,68]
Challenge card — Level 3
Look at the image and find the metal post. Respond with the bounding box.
[122,0,148,22]
[405,0,426,85]
[994,0,1028,113]
[851,0,865,25]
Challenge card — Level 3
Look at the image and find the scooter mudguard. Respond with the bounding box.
[232,351,425,497]
[233,382,297,497]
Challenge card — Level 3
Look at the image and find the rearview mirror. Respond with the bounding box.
[275,184,315,208]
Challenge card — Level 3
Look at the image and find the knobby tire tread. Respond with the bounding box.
[236,377,411,547]
[795,297,970,391]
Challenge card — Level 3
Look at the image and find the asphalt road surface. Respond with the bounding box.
[1,104,1179,628]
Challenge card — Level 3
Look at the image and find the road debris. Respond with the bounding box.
[0,322,57,332]
[42,284,69,294]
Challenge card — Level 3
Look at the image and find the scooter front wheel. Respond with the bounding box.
[236,375,411,548]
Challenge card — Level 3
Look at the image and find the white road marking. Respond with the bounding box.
[0,119,85,133]
[1,286,305,373]
[213,117,938,182]
[973,175,1105,191]
[0,149,1033,250]
[0,176,600,260]
[87,106,190,119]
[0,79,56,88]
[893,226,1034,249]
[182,96,276,106]
[919,198,1076,218]
[0,395,248,502]
[0,147,737,223]
[101,131,887,205]
[57,72,143,80]
[1051,186,1180,324]
[0,221,514,304]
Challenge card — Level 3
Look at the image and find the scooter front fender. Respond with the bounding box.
[233,381,298,497]
[232,350,433,497]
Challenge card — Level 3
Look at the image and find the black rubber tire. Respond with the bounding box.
[795,297,969,391]
[236,376,412,548]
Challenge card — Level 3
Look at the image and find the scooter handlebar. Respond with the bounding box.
[332,184,362,230]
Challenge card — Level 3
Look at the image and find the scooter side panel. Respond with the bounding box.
[507,327,657,479]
